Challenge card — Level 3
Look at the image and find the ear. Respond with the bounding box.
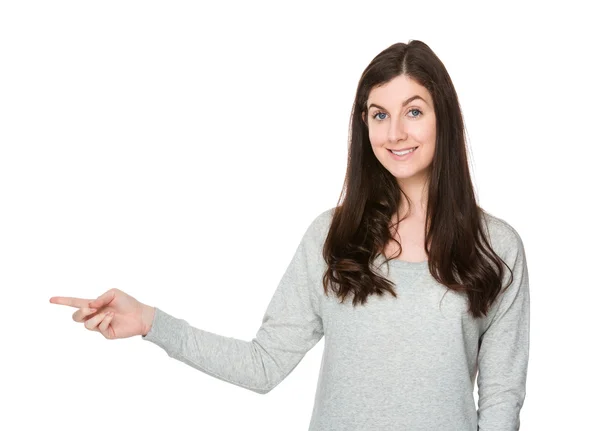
[362,112,367,125]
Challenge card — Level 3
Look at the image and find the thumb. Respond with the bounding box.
[89,289,116,309]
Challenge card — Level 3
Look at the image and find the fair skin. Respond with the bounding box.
[49,288,156,339]
[362,74,437,262]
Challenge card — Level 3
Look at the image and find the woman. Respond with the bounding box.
[50,40,530,431]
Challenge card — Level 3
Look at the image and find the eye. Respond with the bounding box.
[408,108,422,118]
[371,109,423,121]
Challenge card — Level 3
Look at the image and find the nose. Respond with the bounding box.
[387,117,408,143]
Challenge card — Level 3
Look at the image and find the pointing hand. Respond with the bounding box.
[50,288,155,339]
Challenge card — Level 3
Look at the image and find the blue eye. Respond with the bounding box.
[371,109,422,121]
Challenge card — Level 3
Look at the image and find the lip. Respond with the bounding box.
[389,146,418,152]
[388,146,418,160]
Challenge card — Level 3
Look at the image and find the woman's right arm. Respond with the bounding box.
[140,213,327,395]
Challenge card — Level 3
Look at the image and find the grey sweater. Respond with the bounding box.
[142,207,530,430]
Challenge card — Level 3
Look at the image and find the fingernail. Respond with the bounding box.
[90,308,97,313]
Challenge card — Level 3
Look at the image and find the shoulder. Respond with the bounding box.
[312,207,336,230]
[480,209,526,263]
[302,207,336,246]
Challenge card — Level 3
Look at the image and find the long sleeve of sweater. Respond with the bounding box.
[476,226,531,430]
[141,214,325,394]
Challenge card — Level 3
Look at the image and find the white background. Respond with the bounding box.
[1,1,598,430]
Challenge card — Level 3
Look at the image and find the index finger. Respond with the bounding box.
[49,296,93,308]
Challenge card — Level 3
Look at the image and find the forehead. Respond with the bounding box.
[367,75,432,106]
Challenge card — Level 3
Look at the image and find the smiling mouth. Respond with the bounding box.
[388,146,418,155]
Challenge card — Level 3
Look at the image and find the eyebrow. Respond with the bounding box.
[367,95,428,111]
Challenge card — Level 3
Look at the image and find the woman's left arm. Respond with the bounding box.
[477,229,531,430]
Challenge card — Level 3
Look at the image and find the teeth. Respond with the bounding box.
[391,147,416,156]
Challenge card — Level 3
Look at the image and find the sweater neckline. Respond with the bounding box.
[375,253,429,271]
[389,258,429,270]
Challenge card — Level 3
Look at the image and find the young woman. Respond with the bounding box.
[50,40,530,431]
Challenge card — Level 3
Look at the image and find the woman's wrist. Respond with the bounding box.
[141,304,156,336]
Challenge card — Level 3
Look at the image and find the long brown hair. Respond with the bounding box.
[321,40,512,319]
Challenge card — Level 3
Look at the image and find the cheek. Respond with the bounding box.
[369,128,387,145]
[423,120,437,143]
[412,122,436,144]
[427,126,437,143]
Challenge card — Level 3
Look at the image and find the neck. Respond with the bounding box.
[397,176,428,220]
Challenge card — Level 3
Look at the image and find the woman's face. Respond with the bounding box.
[363,75,436,185]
